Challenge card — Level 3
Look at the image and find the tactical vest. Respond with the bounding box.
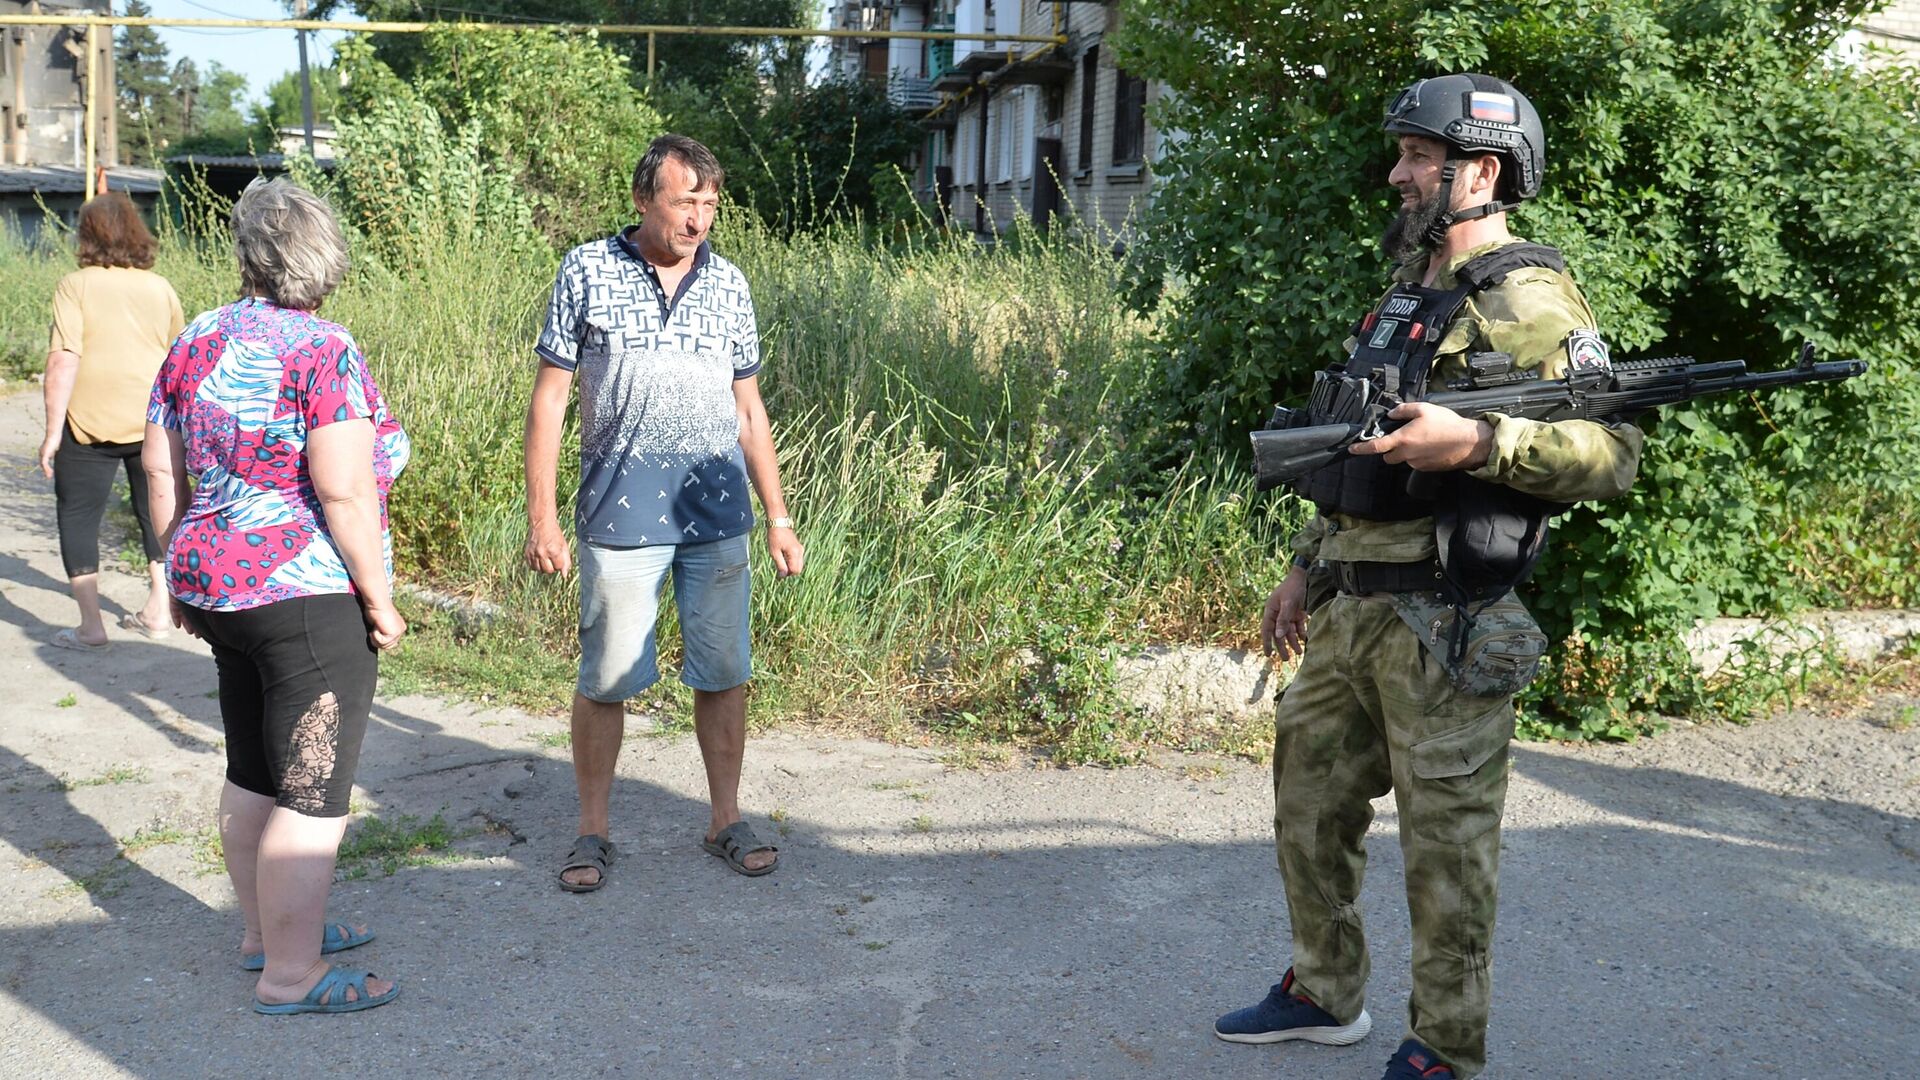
[1293,241,1571,602]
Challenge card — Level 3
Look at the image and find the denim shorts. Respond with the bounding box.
[577,533,752,702]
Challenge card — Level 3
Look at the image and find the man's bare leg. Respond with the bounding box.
[694,685,773,872]
[562,691,624,889]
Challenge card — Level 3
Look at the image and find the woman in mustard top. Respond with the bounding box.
[40,192,184,650]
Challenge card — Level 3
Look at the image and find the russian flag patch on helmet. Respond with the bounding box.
[1468,91,1518,124]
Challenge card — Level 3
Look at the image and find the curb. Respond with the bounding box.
[1116,609,1920,723]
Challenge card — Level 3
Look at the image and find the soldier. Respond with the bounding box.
[1213,75,1644,1078]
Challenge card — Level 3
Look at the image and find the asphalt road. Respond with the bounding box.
[1,387,1915,1079]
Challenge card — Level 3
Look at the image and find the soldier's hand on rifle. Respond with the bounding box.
[1261,564,1311,662]
[1351,401,1495,472]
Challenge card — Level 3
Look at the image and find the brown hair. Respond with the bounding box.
[76,192,157,270]
[632,133,726,202]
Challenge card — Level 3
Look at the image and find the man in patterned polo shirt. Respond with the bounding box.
[523,134,805,891]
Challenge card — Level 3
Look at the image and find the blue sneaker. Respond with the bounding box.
[1214,967,1373,1045]
[1381,1038,1456,1079]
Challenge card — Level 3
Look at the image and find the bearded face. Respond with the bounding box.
[1380,184,1449,263]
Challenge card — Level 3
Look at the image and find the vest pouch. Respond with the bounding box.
[1434,476,1564,603]
[1388,591,1548,699]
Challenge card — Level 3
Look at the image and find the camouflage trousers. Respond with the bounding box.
[1272,592,1515,1079]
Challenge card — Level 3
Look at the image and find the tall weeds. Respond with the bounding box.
[1,195,1295,758]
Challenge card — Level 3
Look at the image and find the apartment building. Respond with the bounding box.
[827,0,1160,241]
[3,0,114,168]
[1857,0,1920,64]
[1,1,162,241]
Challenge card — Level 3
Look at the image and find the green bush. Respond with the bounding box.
[335,29,667,246]
[654,74,928,232]
[1113,0,1920,736]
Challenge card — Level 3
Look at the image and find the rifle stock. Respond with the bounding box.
[1250,420,1367,491]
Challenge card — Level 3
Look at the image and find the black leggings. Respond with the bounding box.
[53,424,164,578]
[180,593,377,818]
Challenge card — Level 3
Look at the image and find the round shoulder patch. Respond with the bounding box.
[1564,328,1612,373]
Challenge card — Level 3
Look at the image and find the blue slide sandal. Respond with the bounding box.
[240,922,375,971]
[252,967,398,1015]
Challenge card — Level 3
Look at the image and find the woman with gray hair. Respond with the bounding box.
[143,178,410,1015]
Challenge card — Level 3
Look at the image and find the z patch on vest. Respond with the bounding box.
[1564,329,1612,373]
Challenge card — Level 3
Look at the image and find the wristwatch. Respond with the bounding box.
[768,516,794,530]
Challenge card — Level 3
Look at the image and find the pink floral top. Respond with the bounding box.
[147,298,409,610]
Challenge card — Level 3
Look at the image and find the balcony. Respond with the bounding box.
[888,74,941,112]
[992,51,1073,88]
[919,104,959,131]
[932,67,975,91]
[927,38,954,81]
[951,45,1009,77]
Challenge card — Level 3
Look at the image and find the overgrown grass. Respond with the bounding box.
[6,191,1914,757]
[72,200,1294,761]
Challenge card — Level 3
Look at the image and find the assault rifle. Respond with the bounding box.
[1250,344,1866,492]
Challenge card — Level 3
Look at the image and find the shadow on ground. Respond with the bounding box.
[1,390,1915,1079]
[2,698,1916,1078]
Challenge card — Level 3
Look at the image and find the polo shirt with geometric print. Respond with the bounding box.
[536,229,760,547]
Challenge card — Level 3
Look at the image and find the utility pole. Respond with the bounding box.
[294,0,314,156]
[83,23,95,196]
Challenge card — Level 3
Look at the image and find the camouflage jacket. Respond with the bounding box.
[1289,237,1645,567]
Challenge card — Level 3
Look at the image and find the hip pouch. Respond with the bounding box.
[1387,590,1548,699]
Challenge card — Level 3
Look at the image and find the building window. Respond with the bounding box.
[1077,45,1098,174]
[1112,67,1147,166]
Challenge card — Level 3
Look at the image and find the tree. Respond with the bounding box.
[340,0,919,231]
[758,75,924,227]
[1112,0,1920,734]
[253,65,343,139]
[332,29,667,246]
[343,0,813,89]
[175,60,250,139]
[166,61,256,157]
[116,0,179,162]
[195,63,252,137]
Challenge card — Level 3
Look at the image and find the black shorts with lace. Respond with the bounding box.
[180,593,376,818]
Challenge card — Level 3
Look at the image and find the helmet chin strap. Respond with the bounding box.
[1422,158,1514,247]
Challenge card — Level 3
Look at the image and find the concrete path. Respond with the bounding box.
[0,385,1915,1079]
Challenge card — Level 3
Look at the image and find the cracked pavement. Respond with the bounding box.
[0,386,1916,1079]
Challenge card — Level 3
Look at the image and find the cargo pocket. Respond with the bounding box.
[1406,701,1514,844]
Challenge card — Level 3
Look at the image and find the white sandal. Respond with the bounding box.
[51,627,110,652]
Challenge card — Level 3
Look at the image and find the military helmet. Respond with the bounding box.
[1383,73,1545,203]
